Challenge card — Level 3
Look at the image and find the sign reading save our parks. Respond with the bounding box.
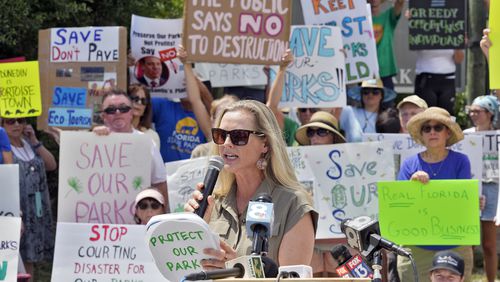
[378,180,480,245]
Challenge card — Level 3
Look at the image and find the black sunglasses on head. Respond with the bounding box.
[4,118,27,125]
[211,128,265,146]
[103,105,132,115]
[130,95,148,105]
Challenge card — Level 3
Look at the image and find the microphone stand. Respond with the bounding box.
[371,250,383,282]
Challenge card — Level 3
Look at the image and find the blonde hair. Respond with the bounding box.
[212,100,309,203]
[210,95,239,122]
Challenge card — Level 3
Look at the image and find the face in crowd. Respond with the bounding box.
[399,103,425,133]
[142,56,163,80]
[135,197,163,225]
[420,120,451,149]
[361,87,383,110]
[297,108,318,125]
[101,94,133,132]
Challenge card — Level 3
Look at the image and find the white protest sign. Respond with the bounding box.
[51,222,166,282]
[300,0,379,83]
[195,63,267,87]
[165,157,209,213]
[287,142,395,239]
[0,217,21,282]
[273,25,346,108]
[464,130,500,181]
[58,131,152,224]
[50,27,119,62]
[363,133,483,180]
[0,165,20,217]
[146,213,220,281]
[130,15,186,98]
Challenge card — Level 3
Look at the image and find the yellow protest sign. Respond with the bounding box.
[489,1,500,89]
[0,61,42,117]
[378,180,480,245]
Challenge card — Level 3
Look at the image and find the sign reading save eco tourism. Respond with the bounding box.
[183,0,292,65]
[378,180,480,245]
[408,0,466,49]
[0,61,42,118]
[51,223,166,282]
[58,132,152,224]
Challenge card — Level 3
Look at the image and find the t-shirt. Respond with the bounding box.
[340,106,363,142]
[373,7,401,78]
[0,127,11,164]
[132,129,166,185]
[283,117,299,146]
[152,98,207,162]
[352,107,378,133]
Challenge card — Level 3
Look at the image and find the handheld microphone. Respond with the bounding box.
[245,193,274,255]
[184,264,244,280]
[195,156,224,217]
[331,244,373,278]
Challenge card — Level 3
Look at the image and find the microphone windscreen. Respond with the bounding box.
[262,256,278,278]
[331,244,352,265]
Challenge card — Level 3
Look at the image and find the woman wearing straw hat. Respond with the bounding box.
[463,95,499,282]
[397,107,473,282]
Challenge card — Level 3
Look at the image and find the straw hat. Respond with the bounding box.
[407,107,464,147]
[295,111,345,145]
[347,78,397,103]
[397,95,428,109]
[134,188,165,206]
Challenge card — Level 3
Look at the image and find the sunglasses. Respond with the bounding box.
[137,200,162,210]
[421,124,446,133]
[4,118,27,125]
[212,128,265,146]
[298,108,318,113]
[361,89,383,96]
[130,95,148,105]
[103,105,132,115]
[306,127,331,138]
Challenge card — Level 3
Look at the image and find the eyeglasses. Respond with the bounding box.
[466,108,487,115]
[130,95,148,105]
[362,89,383,96]
[3,118,27,125]
[306,127,331,138]
[298,108,318,113]
[212,128,265,146]
[103,105,132,115]
[137,200,162,210]
[421,124,446,133]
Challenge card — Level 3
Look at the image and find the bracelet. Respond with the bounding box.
[32,143,42,149]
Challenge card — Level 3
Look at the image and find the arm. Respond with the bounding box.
[453,49,465,64]
[266,49,293,130]
[480,28,491,62]
[24,125,57,171]
[393,0,405,17]
[2,151,13,164]
[278,212,315,265]
[178,46,212,140]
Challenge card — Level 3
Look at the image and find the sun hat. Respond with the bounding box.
[470,95,499,124]
[407,107,464,147]
[347,78,397,103]
[429,250,464,277]
[134,188,165,206]
[397,95,428,110]
[295,111,346,145]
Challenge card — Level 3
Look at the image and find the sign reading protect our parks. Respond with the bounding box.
[0,61,42,118]
[183,0,292,65]
[378,180,480,245]
[408,0,466,50]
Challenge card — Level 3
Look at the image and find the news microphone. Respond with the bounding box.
[262,256,279,278]
[331,244,373,278]
[195,156,224,217]
[278,265,313,278]
[184,264,244,280]
[245,193,274,255]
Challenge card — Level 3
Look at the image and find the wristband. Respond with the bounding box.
[32,142,42,149]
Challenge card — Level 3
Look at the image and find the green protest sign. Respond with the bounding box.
[378,180,480,245]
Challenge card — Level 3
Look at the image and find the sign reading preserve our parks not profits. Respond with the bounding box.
[183,0,291,65]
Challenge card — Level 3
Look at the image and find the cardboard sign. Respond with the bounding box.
[194,63,267,87]
[58,132,152,224]
[0,61,42,118]
[51,223,166,282]
[408,0,466,50]
[130,15,186,98]
[274,25,346,108]
[183,0,292,65]
[464,130,500,181]
[0,165,20,217]
[0,217,21,282]
[300,0,379,83]
[489,1,500,89]
[378,180,480,245]
[287,142,395,239]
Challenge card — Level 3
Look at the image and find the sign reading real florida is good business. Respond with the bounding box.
[183,0,291,65]
[408,0,466,50]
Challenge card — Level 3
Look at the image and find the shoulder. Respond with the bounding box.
[448,150,470,162]
[463,127,476,133]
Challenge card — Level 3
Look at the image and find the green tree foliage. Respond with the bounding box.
[0,0,184,60]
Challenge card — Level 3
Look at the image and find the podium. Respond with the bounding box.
[222,279,371,281]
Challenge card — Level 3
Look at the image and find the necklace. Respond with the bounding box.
[362,109,377,132]
[426,160,445,177]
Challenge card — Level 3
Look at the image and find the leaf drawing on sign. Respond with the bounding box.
[132,176,143,190]
[66,177,82,198]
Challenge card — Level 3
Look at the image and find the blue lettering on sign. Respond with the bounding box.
[289,27,335,57]
[48,108,92,128]
[0,261,7,280]
[52,87,87,108]
[53,28,103,45]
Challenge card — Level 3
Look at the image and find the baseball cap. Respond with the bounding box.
[429,250,464,277]
[134,188,165,206]
[397,95,428,109]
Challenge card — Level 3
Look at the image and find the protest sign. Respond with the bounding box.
[408,0,466,50]
[51,222,166,282]
[37,27,127,130]
[300,0,378,83]
[489,1,500,89]
[0,61,42,118]
[58,132,152,224]
[130,15,186,98]
[165,157,209,213]
[0,217,21,282]
[183,0,291,65]
[464,130,500,181]
[271,25,346,108]
[288,142,395,239]
[378,180,480,245]
[0,165,20,217]
[194,63,267,87]
[146,213,220,281]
